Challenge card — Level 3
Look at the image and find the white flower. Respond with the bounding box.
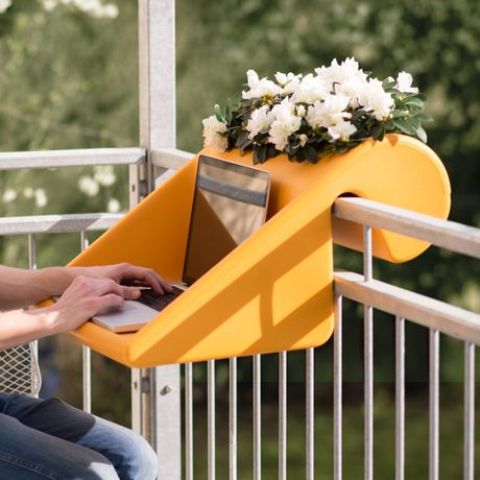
[44,0,119,18]
[335,76,369,109]
[78,176,100,197]
[328,120,357,142]
[42,0,58,10]
[97,4,118,18]
[269,97,296,120]
[291,73,331,104]
[246,106,273,140]
[268,99,301,151]
[296,105,306,117]
[298,134,309,147]
[242,70,283,100]
[94,165,116,187]
[35,189,48,208]
[315,57,368,87]
[396,71,419,94]
[274,72,302,95]
[2,188,17,203]
[306,94,351,129]
[0,0,11,14]
[202,115,228,151]
[357,79,394,121]
[23,187,34,199]
[107,198,121,213]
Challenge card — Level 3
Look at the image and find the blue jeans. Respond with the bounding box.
[0,392,158,480]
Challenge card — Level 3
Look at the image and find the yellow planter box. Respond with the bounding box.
[68,134,450,367]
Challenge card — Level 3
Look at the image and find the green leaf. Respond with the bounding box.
[214,104,224,122]
[392,118,417,136]
[305,145,318,164]
[392,109,409,119]
[371,123,385,140]
[405,97,424,109]
[415,126,428,143]
[253,145,268,164]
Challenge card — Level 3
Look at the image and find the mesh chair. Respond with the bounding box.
[0,343,42,396]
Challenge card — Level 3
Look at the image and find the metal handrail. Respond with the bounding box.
[334,271,480,344]
[0,147,145,170]
[333,196,480,259]
[0,213,123,236]
[331,197,480,480]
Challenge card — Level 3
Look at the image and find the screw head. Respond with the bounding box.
[160,385,173,395]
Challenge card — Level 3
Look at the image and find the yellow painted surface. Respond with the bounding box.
[66,134,450,367]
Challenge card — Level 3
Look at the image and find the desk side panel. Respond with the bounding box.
[129,195,335,366]
[68,159,197,281]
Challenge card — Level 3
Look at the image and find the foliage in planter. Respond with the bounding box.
[203,58,430,164]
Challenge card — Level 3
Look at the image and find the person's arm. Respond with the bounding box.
[0,263,173,349]
[0,275,142,349]
[0,263,172,310]
[0,265,71,310]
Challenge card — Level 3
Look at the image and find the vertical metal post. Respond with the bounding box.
[131,369,143,434]
[395,316,405,480]
[136,1,181,479]
[80,230,92,413]
[464,342,475,480]
[208,360,216,480]
[185,363,194,480]
[278,352,287,480]
[28,234,41,397]
[363,226,374,480]
[229,358,238,480]
[253,355,262,480]
[429,329,440,480]
[306,348,315,480]
[334,293,343,480]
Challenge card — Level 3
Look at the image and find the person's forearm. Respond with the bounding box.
[0,308,59,349]
[0,266,75,310]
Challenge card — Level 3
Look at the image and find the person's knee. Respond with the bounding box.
[123,430,159,480]
[83,459,121,480]
[84,417,158,480]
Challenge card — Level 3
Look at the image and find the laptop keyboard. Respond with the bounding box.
[136,286,184,312]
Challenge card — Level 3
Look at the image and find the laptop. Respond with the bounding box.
[92,154,272,333]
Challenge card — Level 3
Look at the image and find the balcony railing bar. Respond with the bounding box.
[185,362,194,480]
[334,272,480,344]
[27,233,41,398]
[278,351,287,480]
[0,213,123,236]
[395,316,405,480]
[253,354,262,480]
[0,148,145,170]
[229,357,238,480]
[429,329,440,480]
[80,230,92,414]
[333,197,480,259]
[151,148,194,170]
[363,225,374,480]
[333,293,343,480]
[464,342,475,480]
[208,359,216,480]
[306,348,315,480]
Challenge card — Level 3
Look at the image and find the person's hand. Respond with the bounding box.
[70,262,173,295]
[48,275,142,333]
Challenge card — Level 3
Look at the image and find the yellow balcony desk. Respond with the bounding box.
[67,134,450,368]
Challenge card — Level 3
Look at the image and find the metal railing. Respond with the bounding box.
[2,150,480,479]
[0,147,132,407]
[332,197,480,480]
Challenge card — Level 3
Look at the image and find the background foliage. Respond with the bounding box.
[0,0,479,476]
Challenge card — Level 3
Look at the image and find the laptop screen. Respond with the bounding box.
[183,155,271,285]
